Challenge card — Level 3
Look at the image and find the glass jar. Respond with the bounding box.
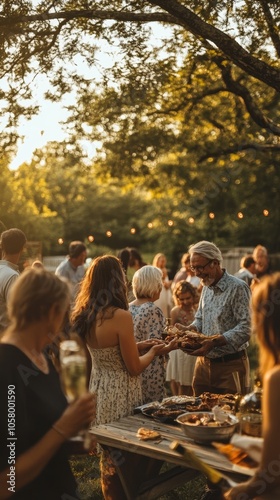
[239,374,262,437]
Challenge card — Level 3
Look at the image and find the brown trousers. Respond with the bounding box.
[193,354,249,396]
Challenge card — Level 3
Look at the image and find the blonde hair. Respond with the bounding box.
[253,245,268,260]
[252,273,280,375]
[173,280,196,306]
[8,268,70,330]
[132,265,163,299]
[152,253,166,267]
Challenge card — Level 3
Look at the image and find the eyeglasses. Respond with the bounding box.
[190,260,213,273]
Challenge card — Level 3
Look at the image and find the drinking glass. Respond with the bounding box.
[60,339,91,449]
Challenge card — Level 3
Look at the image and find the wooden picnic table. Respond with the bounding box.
[90,412,253,499]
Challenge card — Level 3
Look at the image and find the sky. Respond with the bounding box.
[9,101,69,169]
[9,50,110,170]
[7,18,172,170]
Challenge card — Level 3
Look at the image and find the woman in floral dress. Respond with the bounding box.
[129,265,176,404]
[71,255,171,499]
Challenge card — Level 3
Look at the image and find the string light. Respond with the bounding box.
[188,217,195,224]
[88,235,94,242]
[237,212,244,219]
[209,212,215,219]
[130,227,136,234]
[147,222,153,229]
[106,231,112,237]
[167,220,174,226]
[263,209,269,216]
[58,238,64,244]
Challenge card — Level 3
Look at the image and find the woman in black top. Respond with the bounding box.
[0,268,95,500]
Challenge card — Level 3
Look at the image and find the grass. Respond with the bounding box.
[70,453,207,499]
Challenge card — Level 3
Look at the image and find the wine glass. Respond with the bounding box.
[60,339,87,402]
[60,339,91,449]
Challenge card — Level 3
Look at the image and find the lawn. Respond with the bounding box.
[70,453,207,499]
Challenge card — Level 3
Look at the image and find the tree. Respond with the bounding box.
[1,1,280,252]
[0,0,280,151]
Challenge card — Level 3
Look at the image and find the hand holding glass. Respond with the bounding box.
[60,339,91,449]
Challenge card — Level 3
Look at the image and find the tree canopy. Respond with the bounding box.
[1,1,280,255]
[1,0,280,151]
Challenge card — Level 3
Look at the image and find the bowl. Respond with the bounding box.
[176,412,239,444]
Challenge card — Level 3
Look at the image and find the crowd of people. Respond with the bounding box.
[0,228,279,499]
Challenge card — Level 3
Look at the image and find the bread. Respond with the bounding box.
[136,427,161,441]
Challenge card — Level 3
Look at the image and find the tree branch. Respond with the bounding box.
[0,9,177,27]
[258,0,280,59]
[147,85,226,116]
[215,59,280,135]
[149,0,280,92]
[1,3,280,93]
[198,142,280,162]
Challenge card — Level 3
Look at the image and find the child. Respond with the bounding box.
[166,281,197,396]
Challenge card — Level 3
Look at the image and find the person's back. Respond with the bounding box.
[0,228,26,335]
[71,255,170,500]
[235,255,256,286]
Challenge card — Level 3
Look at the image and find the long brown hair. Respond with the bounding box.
[252,272,280,375]
[71,255,128,340]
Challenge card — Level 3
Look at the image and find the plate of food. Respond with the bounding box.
[137,396,202,424]
[135,392,238,424]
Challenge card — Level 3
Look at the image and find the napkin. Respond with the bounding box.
[230,433,263,464]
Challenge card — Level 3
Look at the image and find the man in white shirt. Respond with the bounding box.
[0,228,27,335]
[235,255,256,286]
[55,241,87,301]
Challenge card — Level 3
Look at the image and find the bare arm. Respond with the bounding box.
[118,311,165,376]
[224,367,280,499]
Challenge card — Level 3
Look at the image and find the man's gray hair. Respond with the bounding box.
[132,265,163,299]
[188,240,223,265]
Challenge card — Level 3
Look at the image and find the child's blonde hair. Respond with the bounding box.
[173,280,196,306]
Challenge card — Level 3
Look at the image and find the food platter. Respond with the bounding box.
[136,396,202,424]
[134,393,238,424]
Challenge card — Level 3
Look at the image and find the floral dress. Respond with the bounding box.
[88,345,143,488]
[88,345,142,425]
[129,302,166,404]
